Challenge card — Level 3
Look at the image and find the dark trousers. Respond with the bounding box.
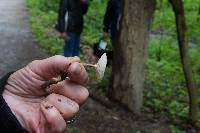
[64,32,80,57]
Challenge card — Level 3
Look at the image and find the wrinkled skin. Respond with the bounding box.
[3,55,89,133]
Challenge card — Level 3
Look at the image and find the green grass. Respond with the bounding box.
[144,0,200,129]
[27,0,63,55]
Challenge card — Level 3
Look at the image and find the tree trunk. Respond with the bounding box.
[169,0,199,124]
[198,5,200,22]
[109,0,155,114]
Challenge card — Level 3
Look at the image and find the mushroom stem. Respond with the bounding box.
[82,63,97,68]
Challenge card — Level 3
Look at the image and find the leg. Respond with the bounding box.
[64,32,75,57]
[72,34,80,57]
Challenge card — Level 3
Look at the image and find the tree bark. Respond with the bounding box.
[169,0,199,124]
[198,5,200,22]
[109,0,155,114]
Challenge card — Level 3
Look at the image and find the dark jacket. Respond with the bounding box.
[103,0,121,40]
[56,0,88,34]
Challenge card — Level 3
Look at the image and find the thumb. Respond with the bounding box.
[27,55,80,80]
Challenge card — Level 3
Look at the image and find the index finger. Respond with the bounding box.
[28,55,80,80]
[67,62,89,86]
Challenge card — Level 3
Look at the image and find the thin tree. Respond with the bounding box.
[198,5,200,22]
[169,0,199,124]
[109,0,155,114]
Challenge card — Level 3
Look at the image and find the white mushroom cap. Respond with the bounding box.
[96,53,107,80]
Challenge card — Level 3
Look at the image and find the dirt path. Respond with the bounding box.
[0,1,173,133]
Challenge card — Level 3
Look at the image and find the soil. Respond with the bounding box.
[0,0,197,133]
[71,98,171,133]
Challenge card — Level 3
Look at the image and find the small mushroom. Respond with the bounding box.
[42,53,108,90]
[83,53,107,80]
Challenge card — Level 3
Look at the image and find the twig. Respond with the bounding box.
[82,63,97,68]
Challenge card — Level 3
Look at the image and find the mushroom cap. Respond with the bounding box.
[96,53,107,80]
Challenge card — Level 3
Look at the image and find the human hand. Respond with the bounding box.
[59,32,68,40]
[3,55,89,133]
[103,32,109,40]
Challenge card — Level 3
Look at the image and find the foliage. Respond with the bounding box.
[27,0,63,55]
[169,125,186,133]
[82,0,107,44]
[66,127,80,133]
[144,0,200,128]
[152,0,200,43]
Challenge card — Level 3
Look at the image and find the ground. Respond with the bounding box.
[0,0,195,133]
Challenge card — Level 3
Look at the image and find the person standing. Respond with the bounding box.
[92,0,121,62]
[103,0,121,42]
[56,0,89,57]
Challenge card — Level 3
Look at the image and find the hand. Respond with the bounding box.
[59,32,68,40]
[3,55,89,133]
[103,32,109,40]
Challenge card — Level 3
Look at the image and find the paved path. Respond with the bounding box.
[0,0,47,77]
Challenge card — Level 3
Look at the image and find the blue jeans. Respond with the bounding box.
[64,32,80,57]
